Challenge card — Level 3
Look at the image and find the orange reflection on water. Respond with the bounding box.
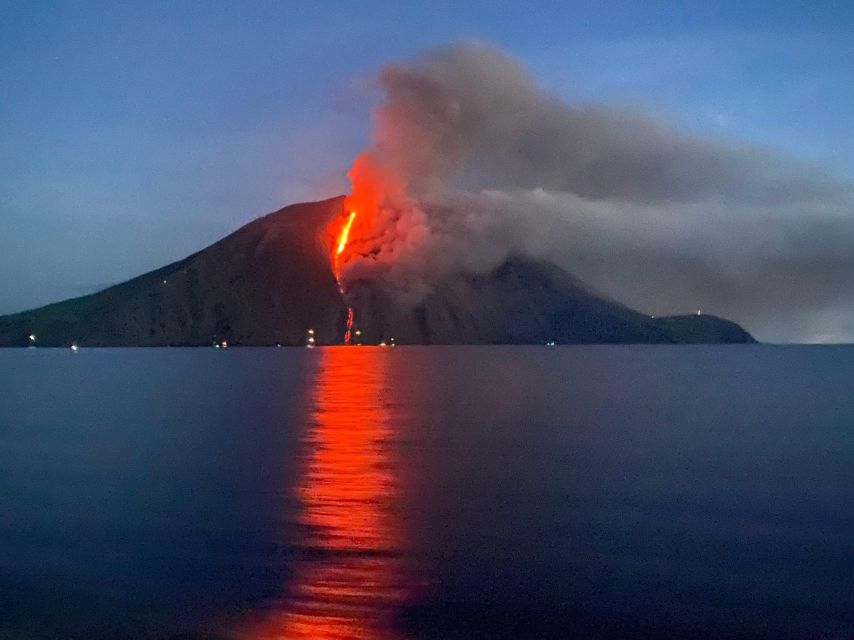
[241,347,403,640]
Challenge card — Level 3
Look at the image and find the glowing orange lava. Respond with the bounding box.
[334,210,356,267]
[331,153,404,267]
[326,152,404,345]
[344,307,355,346]
[330,210,357,345]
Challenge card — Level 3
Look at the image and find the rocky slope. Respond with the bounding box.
[0,197,755,346]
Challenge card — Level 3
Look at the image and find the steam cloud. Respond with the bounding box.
[340,42,854,342]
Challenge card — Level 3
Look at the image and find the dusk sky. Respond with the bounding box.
[3,1,854,341]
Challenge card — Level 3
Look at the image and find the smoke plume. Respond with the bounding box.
[338,42,854,342]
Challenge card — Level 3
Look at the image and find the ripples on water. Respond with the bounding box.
[236,349,403,639]
[2,345,854,639]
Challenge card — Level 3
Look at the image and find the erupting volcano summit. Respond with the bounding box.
[0,196,754,347]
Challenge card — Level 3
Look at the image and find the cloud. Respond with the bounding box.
[340,42,854,342]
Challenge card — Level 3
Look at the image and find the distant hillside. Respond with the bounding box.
[0,198,347,347]
[0,197,755,347]
[651,314,756,344]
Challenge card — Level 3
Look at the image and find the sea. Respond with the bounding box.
[1,346,852,639]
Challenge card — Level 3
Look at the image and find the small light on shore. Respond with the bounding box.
[29,333,36,343]
[221,341,228,349]
[70,344,79,352]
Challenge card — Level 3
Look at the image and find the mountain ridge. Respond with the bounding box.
[0,197,755,346]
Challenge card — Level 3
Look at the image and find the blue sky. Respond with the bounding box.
[2,0,854,316]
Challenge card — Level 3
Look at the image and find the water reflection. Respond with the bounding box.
[239,347,403,639]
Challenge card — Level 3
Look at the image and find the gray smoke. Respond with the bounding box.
[341,42,854,342]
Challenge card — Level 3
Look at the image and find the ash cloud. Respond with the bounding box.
[342,42,854,342]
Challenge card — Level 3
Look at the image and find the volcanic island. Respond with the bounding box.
[0,196,754,347]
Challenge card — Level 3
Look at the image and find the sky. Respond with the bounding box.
[2,1,854,340]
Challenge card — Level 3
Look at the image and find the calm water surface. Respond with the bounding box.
[1,346,853,639]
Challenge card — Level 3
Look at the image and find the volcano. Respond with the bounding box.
[0,197,754,347]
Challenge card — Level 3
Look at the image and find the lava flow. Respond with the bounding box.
[331,209,357,345]
[327,152,404,344]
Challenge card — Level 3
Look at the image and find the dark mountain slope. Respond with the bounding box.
[652,314,755,344]
[347,258,677,344]
[0,197,755,347]
[0,197,347,347]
